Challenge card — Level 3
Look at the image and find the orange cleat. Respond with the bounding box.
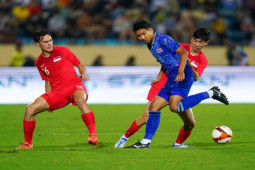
[87,134,98,146]
[16,142,33,149]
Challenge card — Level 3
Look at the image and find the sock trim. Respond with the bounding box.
[148,111,161,115]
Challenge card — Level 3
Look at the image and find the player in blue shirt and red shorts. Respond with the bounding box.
[120,20,229,148]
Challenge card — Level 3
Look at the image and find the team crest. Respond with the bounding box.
[53,56,61,62]
[156,48,163,53]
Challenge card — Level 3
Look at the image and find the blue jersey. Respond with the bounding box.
[147,33,194,99]
[147,33,189,77]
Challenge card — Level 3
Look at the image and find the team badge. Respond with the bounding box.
[53,56,61,62]
[156,48,163,53]
[191,60,199,68]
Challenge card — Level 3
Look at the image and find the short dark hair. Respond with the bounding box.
[192,28,210,42]
[133,20,152,32]
[32,29,51,42]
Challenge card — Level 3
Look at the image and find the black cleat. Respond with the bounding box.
[124,142,150,149]
[210,86,229,105]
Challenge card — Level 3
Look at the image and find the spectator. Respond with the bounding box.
[23,56,35,66]
[92,55,104,66]
[10,41,24,67]
[125,55,136,66]
[234,43,248,66]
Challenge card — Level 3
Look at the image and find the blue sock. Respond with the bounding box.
[143,111,161,140]
[178,92,210,112]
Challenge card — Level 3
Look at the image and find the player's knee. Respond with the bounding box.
[25,105,36,116]
[149,104,160,111]
[75,97,86,106]
[169,105,178,113]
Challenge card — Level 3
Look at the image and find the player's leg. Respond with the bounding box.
[173,108,195,147]
[17,96,50,149]
[72,90,98,145]
[175,87,229,113]
[125,96,168,148]
[115,101,151,148]
[143,96,168,142]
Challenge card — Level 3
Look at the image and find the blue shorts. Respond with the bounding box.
[158,66,194,103]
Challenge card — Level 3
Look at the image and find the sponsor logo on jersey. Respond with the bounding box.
[156,48,163,53]
[53,56,61,62]
[76,85,84,89]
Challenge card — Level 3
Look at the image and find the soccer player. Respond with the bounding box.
[123,20,229,148]
[115,28,210,148]
[16,30,98,149]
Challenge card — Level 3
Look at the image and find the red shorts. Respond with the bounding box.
[147,73,168,101]
[41,82,87,111]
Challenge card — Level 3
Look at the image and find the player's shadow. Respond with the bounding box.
[34,142,110,151]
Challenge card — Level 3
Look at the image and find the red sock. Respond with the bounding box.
[175,127,192,144]
[23,120,36,145]
[81,112,97,135]
[124,120,141,138]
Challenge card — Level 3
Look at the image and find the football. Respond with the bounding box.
[212,126,233,144]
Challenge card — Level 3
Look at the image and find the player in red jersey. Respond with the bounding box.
[115,28,209,148]
[16,30,98,149]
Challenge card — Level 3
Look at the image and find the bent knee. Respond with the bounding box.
[169,105,178,113]
[75,97,86,106]
[26,105,35,115]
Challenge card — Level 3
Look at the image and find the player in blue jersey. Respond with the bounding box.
[125,20,229,148]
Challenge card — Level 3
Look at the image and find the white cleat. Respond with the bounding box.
[115,135,128,148]
[173,143,192,148]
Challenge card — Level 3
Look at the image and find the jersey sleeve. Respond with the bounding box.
[159,35,180,53]
[196,54,208,76]
[64,47,80,66]
[36,66,49,80]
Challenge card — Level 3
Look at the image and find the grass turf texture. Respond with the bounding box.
[0,104,254,170]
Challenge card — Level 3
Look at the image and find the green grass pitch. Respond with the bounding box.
[0,104,254,170]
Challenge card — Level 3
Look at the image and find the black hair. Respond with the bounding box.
[32,29,51,42]
[133,20,152,32]
[192,28,210,41]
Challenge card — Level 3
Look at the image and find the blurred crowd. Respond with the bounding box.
[0,0,255,46]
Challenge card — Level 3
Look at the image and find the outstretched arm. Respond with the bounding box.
[77,63,89,81]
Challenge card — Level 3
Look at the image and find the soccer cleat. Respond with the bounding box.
[173,143,191,148]
[210,86,229,105]
[124,141,150,149]
[16,142,33,149]
[115,136,128,148]
[87,134,98,146]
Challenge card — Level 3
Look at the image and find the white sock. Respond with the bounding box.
[141,139,151,144]
[207,90,214,98]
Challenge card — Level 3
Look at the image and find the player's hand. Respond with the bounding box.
[187,58,191,64]
[151,77,160,84]
[79,74,89,81]
[174,72,185,82]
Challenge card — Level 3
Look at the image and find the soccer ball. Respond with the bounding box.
[211,126,233,144]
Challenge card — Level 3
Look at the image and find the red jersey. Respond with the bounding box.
[180,43,208,76]
[36,46,81,91]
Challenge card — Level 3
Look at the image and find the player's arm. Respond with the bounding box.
[175,46,188,82]
[187,59,200,81]
[76,63,89,81]
[45,80,51,92]
[151,66,165,84]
